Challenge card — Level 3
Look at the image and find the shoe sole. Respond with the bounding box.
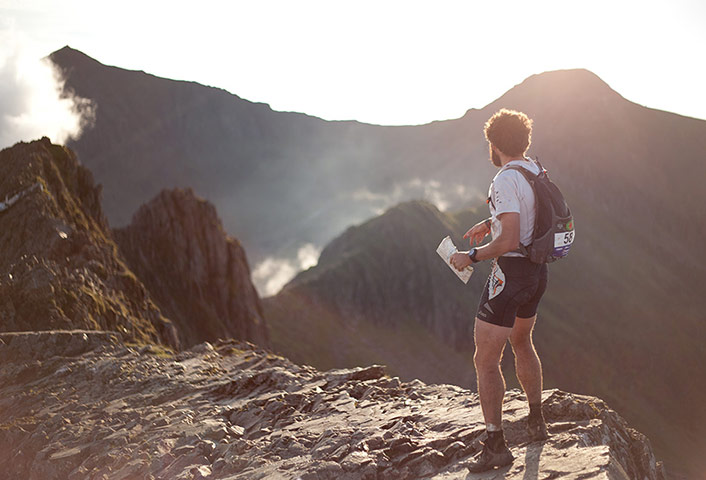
[467,453,514,473]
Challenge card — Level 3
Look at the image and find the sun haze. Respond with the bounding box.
[1,0,705,125]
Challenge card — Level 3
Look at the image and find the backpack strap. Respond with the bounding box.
[500,163,540,256]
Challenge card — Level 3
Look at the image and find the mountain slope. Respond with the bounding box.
[114,188,269,348]
[265,201,488,387]
[0,138,178,348]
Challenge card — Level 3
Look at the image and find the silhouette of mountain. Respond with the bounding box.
[48,47,706,477]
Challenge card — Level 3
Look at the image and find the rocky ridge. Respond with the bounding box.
[0,330,665,480]
[114,188,268,348]
[0,139,178,348]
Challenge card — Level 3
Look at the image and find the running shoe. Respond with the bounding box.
[466,440,514,473]
[527,414,549,442]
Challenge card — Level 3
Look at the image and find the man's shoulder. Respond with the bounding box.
[495,167,526,185]
[503,159,541,175]
[496,161,540,186]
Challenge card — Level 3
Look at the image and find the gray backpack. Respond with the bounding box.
[505,159,574,263]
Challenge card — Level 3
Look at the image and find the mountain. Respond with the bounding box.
[114,188,268,348]
[0,330,666,479]
[264,201,488,387]
[49,46,706,294]
[0,138,178,348]
[47,47,706,477]
[48,46,496,277]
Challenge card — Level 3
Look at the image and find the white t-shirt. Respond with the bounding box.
[488,158,541,257]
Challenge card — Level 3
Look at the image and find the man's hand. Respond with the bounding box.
[450,251,472,271]
[464,219,491,247]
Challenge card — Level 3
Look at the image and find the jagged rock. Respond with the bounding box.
[0,139,178,348]
[0,332,665,480]
[114,188,268,348]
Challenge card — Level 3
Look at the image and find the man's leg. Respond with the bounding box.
[509,314,548,440]
[474,317,513,428]
[509,315,542,406]
[468,317,514,472]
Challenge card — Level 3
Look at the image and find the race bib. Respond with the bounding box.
[553,230,575,258]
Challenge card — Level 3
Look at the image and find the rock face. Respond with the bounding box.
[0,331,665,480]
[114,188,268,348]
[0,139,178,348]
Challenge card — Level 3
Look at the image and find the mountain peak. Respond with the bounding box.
[49,45,102,67]
[114,188,268,348]
[477,68,622,115]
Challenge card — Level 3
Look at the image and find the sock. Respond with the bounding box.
[485,428,506,451]
[486,423,502,432]
[529,403,543,419]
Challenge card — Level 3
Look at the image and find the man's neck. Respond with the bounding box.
[499,155,525,167]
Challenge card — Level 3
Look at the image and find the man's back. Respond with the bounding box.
[488,158,540,256]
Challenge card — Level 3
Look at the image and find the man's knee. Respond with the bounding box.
[509,336,534,356]
[474,344,505,372]
[473,317,511,370]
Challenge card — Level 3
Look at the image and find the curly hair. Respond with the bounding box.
[483,109,533,157]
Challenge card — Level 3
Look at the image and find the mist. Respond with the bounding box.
[252,243,322,297]
[0,28,94,149]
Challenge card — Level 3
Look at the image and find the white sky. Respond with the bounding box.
[1,0,705,125]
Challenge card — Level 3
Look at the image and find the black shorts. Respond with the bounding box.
[476,256,548,328]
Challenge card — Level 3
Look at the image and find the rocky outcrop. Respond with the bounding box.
[0,331,665,480]
[0,139,178,348]
[114,188,268,348]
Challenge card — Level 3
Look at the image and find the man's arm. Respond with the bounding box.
[450,213,520,270]
[473,212,520,261]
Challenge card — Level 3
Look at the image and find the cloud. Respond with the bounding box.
[252,243,322,297]
[251,257,297,298]
[351,178,476,213]
[297,243,320,270]
[0,25,94,149]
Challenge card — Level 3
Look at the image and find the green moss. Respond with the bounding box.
[125,342,175,358]
[0,414,38,431]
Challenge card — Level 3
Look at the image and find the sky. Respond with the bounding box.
[1,0,705,128]
[1,0,705,295]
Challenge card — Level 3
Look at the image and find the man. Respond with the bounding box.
[450,108,549,473]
